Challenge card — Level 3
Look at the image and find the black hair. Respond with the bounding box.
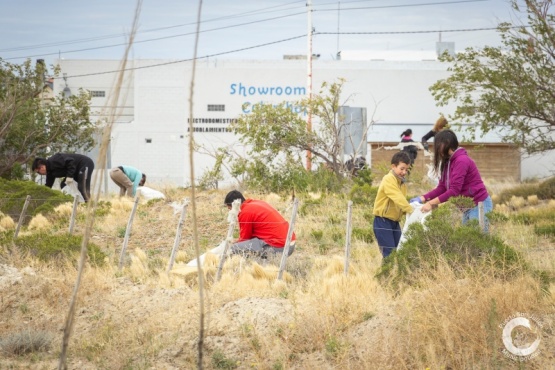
[32,157,47,171]
[391,151,411,166]
[224,190,245,206]
[400,129,413,138]
[141,173,146,185]
[433,129,459,175]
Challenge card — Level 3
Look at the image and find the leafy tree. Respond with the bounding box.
[0,59,95,179]
[430,0,555,153]
[227,79,370,192]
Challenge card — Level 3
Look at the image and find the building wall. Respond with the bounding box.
[54,58,551,189]
[370,143,521,182]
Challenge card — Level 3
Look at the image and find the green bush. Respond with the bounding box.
[376,204,526,290]
[487,211,509,223]
[534,224,555,238]
[236,158,348,195]
[537,176,555,199]
[349,183,378,205]
[0,178,72,223]
[498,176,555,203]
[352,167,373,187]
[299,198,322,216]
[211,350,238,369]
[310,229,324,240]
[1,232,106,266]
[509,207,555,225]
[352,227,374,243]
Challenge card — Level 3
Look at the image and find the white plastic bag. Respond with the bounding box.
[138,186,165,201]
[398,203,431,250]
[61,182,85,203]
[426,163,439,186]
[186,240,228,267]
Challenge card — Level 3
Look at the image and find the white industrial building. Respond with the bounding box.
[53,54,554,190]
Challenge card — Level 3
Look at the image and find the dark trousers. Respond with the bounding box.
[373,216,402,258]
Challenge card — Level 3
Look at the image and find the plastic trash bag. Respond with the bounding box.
[398,203,431,250]
[186,240,229,267]
[61,182,85,203]
[426,163,439,186]
[138,186,165,201]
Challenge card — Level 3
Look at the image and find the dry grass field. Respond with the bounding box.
[0,177,554,369]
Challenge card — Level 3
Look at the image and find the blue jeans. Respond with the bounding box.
[373,217,402,258]
[462,196,493,233]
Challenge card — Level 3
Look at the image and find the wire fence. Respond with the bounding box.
[1,195,554,273]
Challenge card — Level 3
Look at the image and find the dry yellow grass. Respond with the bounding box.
[0,214,15,230]
[0,187,554,369]
[508,195,526,209]
[527,194,539,205]
[27,214,51,231]
[54,202,74,216]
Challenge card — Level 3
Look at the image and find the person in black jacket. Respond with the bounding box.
[421,116,448,151]
[32,153,95,202]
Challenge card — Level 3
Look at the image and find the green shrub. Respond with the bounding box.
[537,176,555,199]
[362,210,374,222]
[376,204,526,290]
[299,198,322,215]
[487,211,509,223]
[534,224,555,238]
[211,350,238,369]
[349,183,378,205]
[0,178,73,223]
[352,167,373,187]
[1,232,106,266]
[318,243,330,254]
[509,207,555,225]
[310,229,324,240]
[498,176,555,203]
[327,215,341,225]
[94,201,112,217]
[330,229,343,243]
[352,227,374,243]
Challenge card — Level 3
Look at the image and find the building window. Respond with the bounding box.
[208,104,225,112]
[145,138,152,143]
[90,90,106,98]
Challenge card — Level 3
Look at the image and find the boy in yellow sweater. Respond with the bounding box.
[372,152,414,258]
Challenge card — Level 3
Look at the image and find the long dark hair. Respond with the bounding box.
[400,129,412,138]
[433,129,459,175]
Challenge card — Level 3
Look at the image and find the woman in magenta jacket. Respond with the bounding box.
[412,129,493,232]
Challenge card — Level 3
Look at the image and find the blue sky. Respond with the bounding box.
[0,0,519,65]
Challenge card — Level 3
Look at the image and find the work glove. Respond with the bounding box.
[65,177,74,185]
[410,196,422,204]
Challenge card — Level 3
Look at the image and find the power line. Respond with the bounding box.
[315,0,489,11]
[315,26,503,35]
[50,21,512,81]
[0,1,307,54]
[3,12,306,62]
[1,0,492,60]
[56,34,307,80]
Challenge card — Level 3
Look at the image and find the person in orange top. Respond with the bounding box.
[224,190,296,258]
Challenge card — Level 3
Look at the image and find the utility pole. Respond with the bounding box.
[306,0,313,171]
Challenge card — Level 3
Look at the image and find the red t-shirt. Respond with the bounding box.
[237,199,296,248]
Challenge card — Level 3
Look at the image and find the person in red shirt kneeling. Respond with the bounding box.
[224,190,296,258]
